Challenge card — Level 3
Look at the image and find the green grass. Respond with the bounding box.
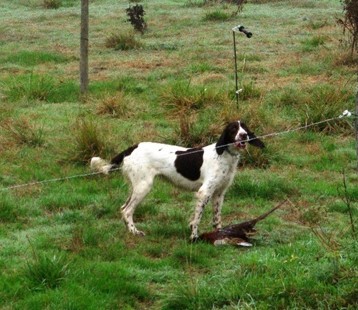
[24,251,70,290]
[0,0,357,309]
[0,192,18,222]
[301,35,327,52]
[1,73,79,103]
[4,50,69,66]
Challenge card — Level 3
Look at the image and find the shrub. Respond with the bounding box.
[126,4,147,34]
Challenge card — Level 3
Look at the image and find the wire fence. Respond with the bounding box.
[1,110,356,192]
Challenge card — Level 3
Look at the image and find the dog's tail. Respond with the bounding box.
[90,157,116,175]
[90,144,139,175]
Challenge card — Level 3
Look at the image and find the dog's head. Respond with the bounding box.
[216,121,265,155]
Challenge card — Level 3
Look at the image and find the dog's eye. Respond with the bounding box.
[230,124,239,131]
[231,127,239,134]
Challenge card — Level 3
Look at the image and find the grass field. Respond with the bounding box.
[0,0,357,309]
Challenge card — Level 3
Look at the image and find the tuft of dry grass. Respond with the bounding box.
[43,0,61,9]
[105,33,142,50]
[162,81,229,112]
[334,51,358,67]
[239,80,262,101]
[95,92,132,118]
[0,117,45,147]
[161,81,232,145]
[131,121,161,143]
[65,118,112,164]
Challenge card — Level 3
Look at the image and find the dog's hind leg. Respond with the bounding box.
[121,179,153,236]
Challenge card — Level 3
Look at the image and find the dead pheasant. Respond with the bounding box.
[198,200,287,247]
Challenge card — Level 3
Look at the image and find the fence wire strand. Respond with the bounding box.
[0,111,356,192]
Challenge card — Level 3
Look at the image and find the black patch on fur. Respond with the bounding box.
[216,122,240,155]
[175,148,204,181]
[240,122,265,148]
[110,144,139,166]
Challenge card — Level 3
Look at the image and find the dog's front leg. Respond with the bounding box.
[211,192,225,229]
[190,188,212,241]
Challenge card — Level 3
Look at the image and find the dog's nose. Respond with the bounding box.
[240,133,248,141]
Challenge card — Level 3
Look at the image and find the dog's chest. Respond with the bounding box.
[212,158,237,184]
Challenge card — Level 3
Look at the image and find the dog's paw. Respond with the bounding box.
[136,230,146,236]
[190,233,199,243]
[132,229,146,237]
[213,223,222,230]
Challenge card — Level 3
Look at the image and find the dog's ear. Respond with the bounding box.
[216,122,238,155]
[216,130,228,155]
[240,122,265,149]
[248,133,265,148]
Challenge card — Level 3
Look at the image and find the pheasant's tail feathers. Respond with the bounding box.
[212,238,253,247]
[90,157,112,175]
[254,199,288,223]
[237,241,253,247]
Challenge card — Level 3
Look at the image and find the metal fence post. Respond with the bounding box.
[232,25,252,109]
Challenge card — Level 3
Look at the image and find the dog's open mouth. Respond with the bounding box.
[235,141,246,149]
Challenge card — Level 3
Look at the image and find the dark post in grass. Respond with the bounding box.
[80,0,89,95]
[232,25,252,108]
[356,89,358,170]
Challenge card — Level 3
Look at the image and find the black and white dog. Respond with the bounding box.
[91,121,264,240]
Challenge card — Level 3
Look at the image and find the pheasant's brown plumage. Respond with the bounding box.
[199,200,286,246]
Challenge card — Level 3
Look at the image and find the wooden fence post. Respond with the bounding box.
[356,89,358,170]
[80,0,89,95]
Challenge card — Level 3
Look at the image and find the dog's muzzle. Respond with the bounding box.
[235,133,248,149]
